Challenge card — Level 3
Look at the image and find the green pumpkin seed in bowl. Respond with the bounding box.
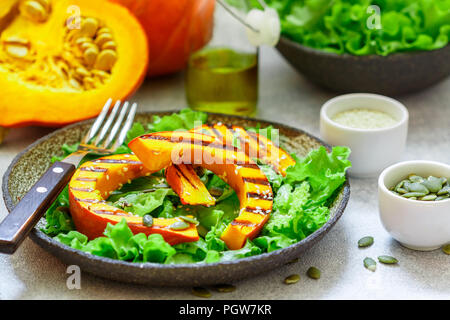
[390,174,449,201]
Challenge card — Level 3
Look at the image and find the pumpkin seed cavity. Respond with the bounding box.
[0,2,117,91]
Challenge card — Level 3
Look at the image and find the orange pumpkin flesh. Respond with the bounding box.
[68,154,198,245]
[0,0,148,127]
[129,131,274,250]
[110,0,214,77]
[165,163,215,207]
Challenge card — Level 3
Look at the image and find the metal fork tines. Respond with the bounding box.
[80,98,137,154]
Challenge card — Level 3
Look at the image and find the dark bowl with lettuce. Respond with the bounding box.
[264,0,450,95]
[3,110,351,286]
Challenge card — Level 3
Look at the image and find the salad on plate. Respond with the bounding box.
[43,109,351,264]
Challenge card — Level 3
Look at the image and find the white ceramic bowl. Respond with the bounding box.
[378,160,450,251]
[320,93,409,178]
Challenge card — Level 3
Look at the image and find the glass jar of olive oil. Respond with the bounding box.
[185,3,258,116]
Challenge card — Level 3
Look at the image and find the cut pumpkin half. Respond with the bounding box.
[0,0,148,127]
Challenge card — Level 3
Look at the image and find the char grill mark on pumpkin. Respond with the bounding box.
[238,163,260,169]
[70,187,94,192]
[230,220,256,227]
[211,126,224,141]
[242,177,270,186]
[247,131,268,151]
[80,166,108,172]
[244,206,272,215]
[74,197,103,203]
[92,209,128,216]
[246,192,273,201]
[173,164,198,190]
[75,177,97,182]
[94,159,142,165]
[142,134,239,152]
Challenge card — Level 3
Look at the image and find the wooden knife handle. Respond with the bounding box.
[0,161,76,254]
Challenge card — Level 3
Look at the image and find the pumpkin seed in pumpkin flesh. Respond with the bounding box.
[358,236,374,248]
[284,274,300,285]
[192,287,211,298]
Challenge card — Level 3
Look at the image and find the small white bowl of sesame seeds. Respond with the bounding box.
[320,93,409,178]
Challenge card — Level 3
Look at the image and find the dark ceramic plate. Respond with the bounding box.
[276,36,450,96]
[2,112,350,286]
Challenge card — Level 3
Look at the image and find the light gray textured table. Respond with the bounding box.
[0,16,449,299]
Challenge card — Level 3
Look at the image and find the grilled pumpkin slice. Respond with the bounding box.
[165,163,215,207]
[129,131,274,250]
[68,154,198,245]
[164,123,294,206]
[199,123,295,176]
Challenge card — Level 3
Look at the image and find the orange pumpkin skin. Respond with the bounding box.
[110,0,214,77]
[129,131,274,250]
[0,0,148,128]
[69,154,198,244]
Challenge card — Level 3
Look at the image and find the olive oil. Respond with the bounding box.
[185,47,258,116]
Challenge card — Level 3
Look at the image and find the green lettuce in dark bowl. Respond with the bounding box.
[2,109,351,286]
[242,0,450,94]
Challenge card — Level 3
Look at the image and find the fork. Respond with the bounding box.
[0,99,137,254]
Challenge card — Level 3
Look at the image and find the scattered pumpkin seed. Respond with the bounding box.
[179,215,199,225]
[364,257,376,272]
[441,244,450,255]
[214,284,236,292]
[191,287,211,298]
[306,267,321,279]
[169,220,190,230]
[435,195,449,201]
[284,274,300,285]
[143,215,153,227]
[378,255,398,264]
[358,236,374,248]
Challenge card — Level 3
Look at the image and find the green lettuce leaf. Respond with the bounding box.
[148,108,208,132]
